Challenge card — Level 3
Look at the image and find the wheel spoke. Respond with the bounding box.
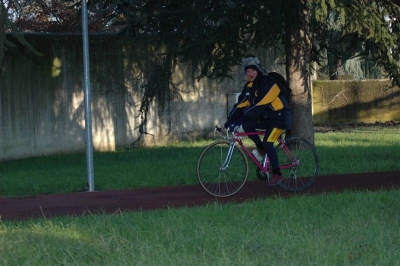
[277,137,319,191]
[197,141,248,197]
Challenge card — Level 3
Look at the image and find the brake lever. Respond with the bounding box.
[214,126,222,138]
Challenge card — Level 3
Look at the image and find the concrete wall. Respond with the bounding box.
[0,34,244,160]
[313,80,400,125]
[1,34,399,161]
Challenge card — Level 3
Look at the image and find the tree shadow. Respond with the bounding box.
[313,81,400,125]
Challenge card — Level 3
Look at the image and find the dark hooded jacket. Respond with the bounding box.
[227,73,291,129]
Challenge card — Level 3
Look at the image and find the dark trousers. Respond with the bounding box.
[241,119,282,171]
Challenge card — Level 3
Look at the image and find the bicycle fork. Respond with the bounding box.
[219,141,236,171]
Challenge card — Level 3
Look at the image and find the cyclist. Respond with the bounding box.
[224,55,292,186]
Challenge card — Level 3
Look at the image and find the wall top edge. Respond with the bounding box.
[314,79,391,83]
[5,32,122,37]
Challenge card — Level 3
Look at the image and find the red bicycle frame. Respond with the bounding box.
[233,131,299,172]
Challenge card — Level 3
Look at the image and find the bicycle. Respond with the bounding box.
[196,127,319,197]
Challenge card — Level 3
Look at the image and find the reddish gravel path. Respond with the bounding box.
[1,170,399,221]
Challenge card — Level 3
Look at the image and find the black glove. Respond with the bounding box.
[224,119,234,129]
[228,124,236,132]
[233,116,248,128]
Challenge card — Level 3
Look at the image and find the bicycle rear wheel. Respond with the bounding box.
[197,140,248,197]
[276,137,318,191]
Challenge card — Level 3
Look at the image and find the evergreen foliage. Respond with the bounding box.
[0,1,42,69]
[312,0,400,84]
[2,0,400,142]
[93,0,400,140]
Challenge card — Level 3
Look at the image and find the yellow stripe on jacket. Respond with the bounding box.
[237,99,250,108]
[256,84,284,111]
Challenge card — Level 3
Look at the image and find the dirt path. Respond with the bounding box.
[1,170,399,221]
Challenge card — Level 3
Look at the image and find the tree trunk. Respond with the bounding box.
[0,1,5,68]
[284,0,314,144]
[328,54,341,80]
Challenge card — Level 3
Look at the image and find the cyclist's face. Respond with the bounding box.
[246,69,258,82]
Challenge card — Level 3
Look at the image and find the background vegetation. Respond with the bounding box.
[1,2,400,264]
[1,125,399,197]
[2,0,400,143]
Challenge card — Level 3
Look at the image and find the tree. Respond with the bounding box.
[0,0,120,70]
[3,0,400,144]
[284,1,314,142]
[96,0,400,143]
[9,0,116,32]
[94,0,305,141]
[312,0,400,84]
[0,0,42,69]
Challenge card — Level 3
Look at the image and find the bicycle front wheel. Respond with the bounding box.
[197,140,248,197]
[276,137,319,191]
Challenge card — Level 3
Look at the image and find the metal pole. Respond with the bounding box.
[81,0,95,191]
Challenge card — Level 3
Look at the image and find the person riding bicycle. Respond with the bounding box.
[224,55,292,186]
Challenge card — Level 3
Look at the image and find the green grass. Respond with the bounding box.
[315,126,400,174]
[1,126,400,265]
[0,144,205,197]
[1,126,399,197]
[1,190,400,265]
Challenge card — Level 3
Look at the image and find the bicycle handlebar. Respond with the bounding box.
[214,125,274,140]
[214,126,232,139]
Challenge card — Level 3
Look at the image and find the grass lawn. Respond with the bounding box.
[1,125,399,265]
[1,190,400,265]
[1,125,399,197]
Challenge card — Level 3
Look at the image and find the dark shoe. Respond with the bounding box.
[268,174,284,186]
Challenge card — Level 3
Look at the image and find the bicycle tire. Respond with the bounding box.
[197,140,248,197]
[276,137,319,191]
